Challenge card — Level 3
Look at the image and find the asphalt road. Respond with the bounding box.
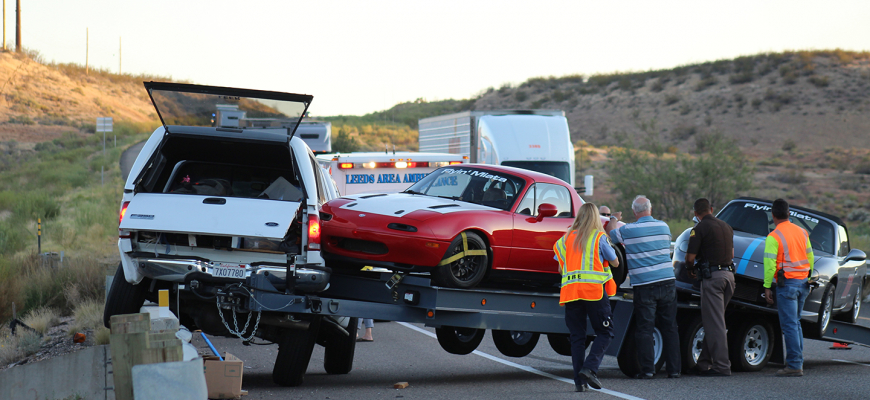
[193,320,870,400]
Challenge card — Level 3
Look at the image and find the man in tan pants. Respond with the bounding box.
[685,198,735,377]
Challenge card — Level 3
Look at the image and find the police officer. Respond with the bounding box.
[685,198,735,376]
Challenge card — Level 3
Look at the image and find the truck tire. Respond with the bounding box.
[728,317,773,372]
[103,263,148,329]
[547,333,572,356]
[432,232,488,289]
[679,315,705,373]
[435,326,485,355]
[611,244,628,287]
[617,323,665,377]
[323,317,359,374]
[816,283,835,338]
[273,317,322,387]
[492,330,540,358]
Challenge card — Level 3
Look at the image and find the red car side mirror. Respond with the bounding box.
[536,203,558,222]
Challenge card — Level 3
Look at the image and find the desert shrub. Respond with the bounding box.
[664,93,680,105]
[771,171,807,184]
[671,125,698,140]
[847,209,870,223]
[809,76,830,88]
[7,115,35,125]
[679,104,691,115]
[729,71,754,84]
[514,91,528,102]
[22,307,60,334]
[651,79,665,92]
[695,76,717,91]
[0,328,43,365]
[856,159,870,174]
[782,139,797,152]
[12,191,61,220]
[69,299,104,335]
[95,326,111,345]
[758,158,784,166]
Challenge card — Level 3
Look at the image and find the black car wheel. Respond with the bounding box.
[435,326,485,355]
[728,317,774,372]
[679,315,705,373]
[492,330,540,358]
[617,322,665,377]
[547,333,572,356]
[103,263,148,329]
[817,283,835,338]
[432,231,488,289]
[835,281,863,324]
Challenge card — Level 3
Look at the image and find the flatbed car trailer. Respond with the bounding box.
[204,269,870,386]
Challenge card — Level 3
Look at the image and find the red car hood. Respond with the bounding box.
[334,193,497,221]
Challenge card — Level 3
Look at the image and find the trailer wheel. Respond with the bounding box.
[432,231,488,289]
[273,317,322,387]
[323,317,359,374]
[728,317,773,372]
[103,263,148,329]
[492,330,540,357]
[616,323,665,377]
[611,244,628,287]
[435,326,485,355]
[547,333,572,356]
[680,315,705,373]
[816,283,835,338]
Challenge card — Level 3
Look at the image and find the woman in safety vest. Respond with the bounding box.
[554,202,619,392]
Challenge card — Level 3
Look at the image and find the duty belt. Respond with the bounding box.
[711,264,735,272]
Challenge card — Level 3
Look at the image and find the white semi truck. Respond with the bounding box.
[418,110,579,188]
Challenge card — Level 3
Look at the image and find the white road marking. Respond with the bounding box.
[396,321,646,400]
[834,359,870,367]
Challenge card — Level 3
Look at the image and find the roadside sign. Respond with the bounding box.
[97,117,113,132]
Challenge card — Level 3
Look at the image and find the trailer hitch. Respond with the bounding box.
[305,295,322,313]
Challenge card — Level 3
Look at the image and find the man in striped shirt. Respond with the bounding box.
[606,195,681,379]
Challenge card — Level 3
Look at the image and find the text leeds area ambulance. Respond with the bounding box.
[317,152,466,195]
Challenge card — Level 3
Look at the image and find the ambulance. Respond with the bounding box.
[317,152,466,195]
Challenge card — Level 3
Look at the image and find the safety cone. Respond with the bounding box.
[830,342,851,350]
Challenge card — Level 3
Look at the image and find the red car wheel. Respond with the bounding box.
[432,231,489,289]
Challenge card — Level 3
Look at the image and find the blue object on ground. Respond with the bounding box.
[200,332,223,361]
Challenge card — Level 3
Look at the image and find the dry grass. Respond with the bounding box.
[68,299,105,336]
[94,326,111,345]
[0,326,43,365]
[21,307,59,334]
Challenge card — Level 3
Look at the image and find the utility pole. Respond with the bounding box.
[3,0,7,51]
[85,28,89,75]
[15,0,20,52]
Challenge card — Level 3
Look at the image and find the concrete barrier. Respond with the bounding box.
[0,345,114,400]
[133,358,207,400]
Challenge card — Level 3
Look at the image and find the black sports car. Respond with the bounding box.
[672,197,868,338]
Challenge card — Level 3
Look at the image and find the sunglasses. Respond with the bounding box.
[600,213,611,217]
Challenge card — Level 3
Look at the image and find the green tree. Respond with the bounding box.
[331,128,360,153]
[605,123,753,221]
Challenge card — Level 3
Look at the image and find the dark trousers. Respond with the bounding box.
[698,270,735,374]
[633,279,681,375]
[565,296,614,386]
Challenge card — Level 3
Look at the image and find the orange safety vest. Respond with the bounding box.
[766,221,812,280]
[554,230,616,304]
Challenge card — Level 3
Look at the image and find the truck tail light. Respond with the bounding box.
[338,163,354,169]
[119,201,131,239]
[308,214,321,250]
[449,161,463,165]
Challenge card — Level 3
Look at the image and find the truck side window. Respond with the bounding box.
[837,225,850,257]
[309,156,326,205]
[536,183,572,218]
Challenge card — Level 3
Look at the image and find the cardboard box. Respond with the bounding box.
[203,352,246,399]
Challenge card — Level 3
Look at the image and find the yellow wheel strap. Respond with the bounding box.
[438,232,488,266]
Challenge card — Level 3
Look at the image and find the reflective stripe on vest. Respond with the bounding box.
[555,230,615,303]
[767,222,811,278]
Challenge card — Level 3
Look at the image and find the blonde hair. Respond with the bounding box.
[566,202,605,252]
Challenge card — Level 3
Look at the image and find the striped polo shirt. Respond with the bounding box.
[609,215,674,286]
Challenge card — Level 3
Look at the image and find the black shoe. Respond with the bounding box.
[685,366,707,375]
[633,373,654,379]
[575,383,589,392]
[699,369,730,377]
[668,372,681,379]
[579,368,602,390]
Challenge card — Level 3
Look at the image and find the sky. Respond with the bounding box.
[5,0,870,116]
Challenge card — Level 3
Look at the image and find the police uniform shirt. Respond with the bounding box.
[686,214,734,266]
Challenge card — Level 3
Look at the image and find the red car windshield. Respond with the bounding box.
[405,167,526,211]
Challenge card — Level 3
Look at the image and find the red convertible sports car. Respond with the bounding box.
[320,164,618,289]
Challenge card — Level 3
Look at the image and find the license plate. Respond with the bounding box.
[212,263,247,279]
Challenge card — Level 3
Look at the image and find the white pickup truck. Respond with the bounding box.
[104,82,352,387]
